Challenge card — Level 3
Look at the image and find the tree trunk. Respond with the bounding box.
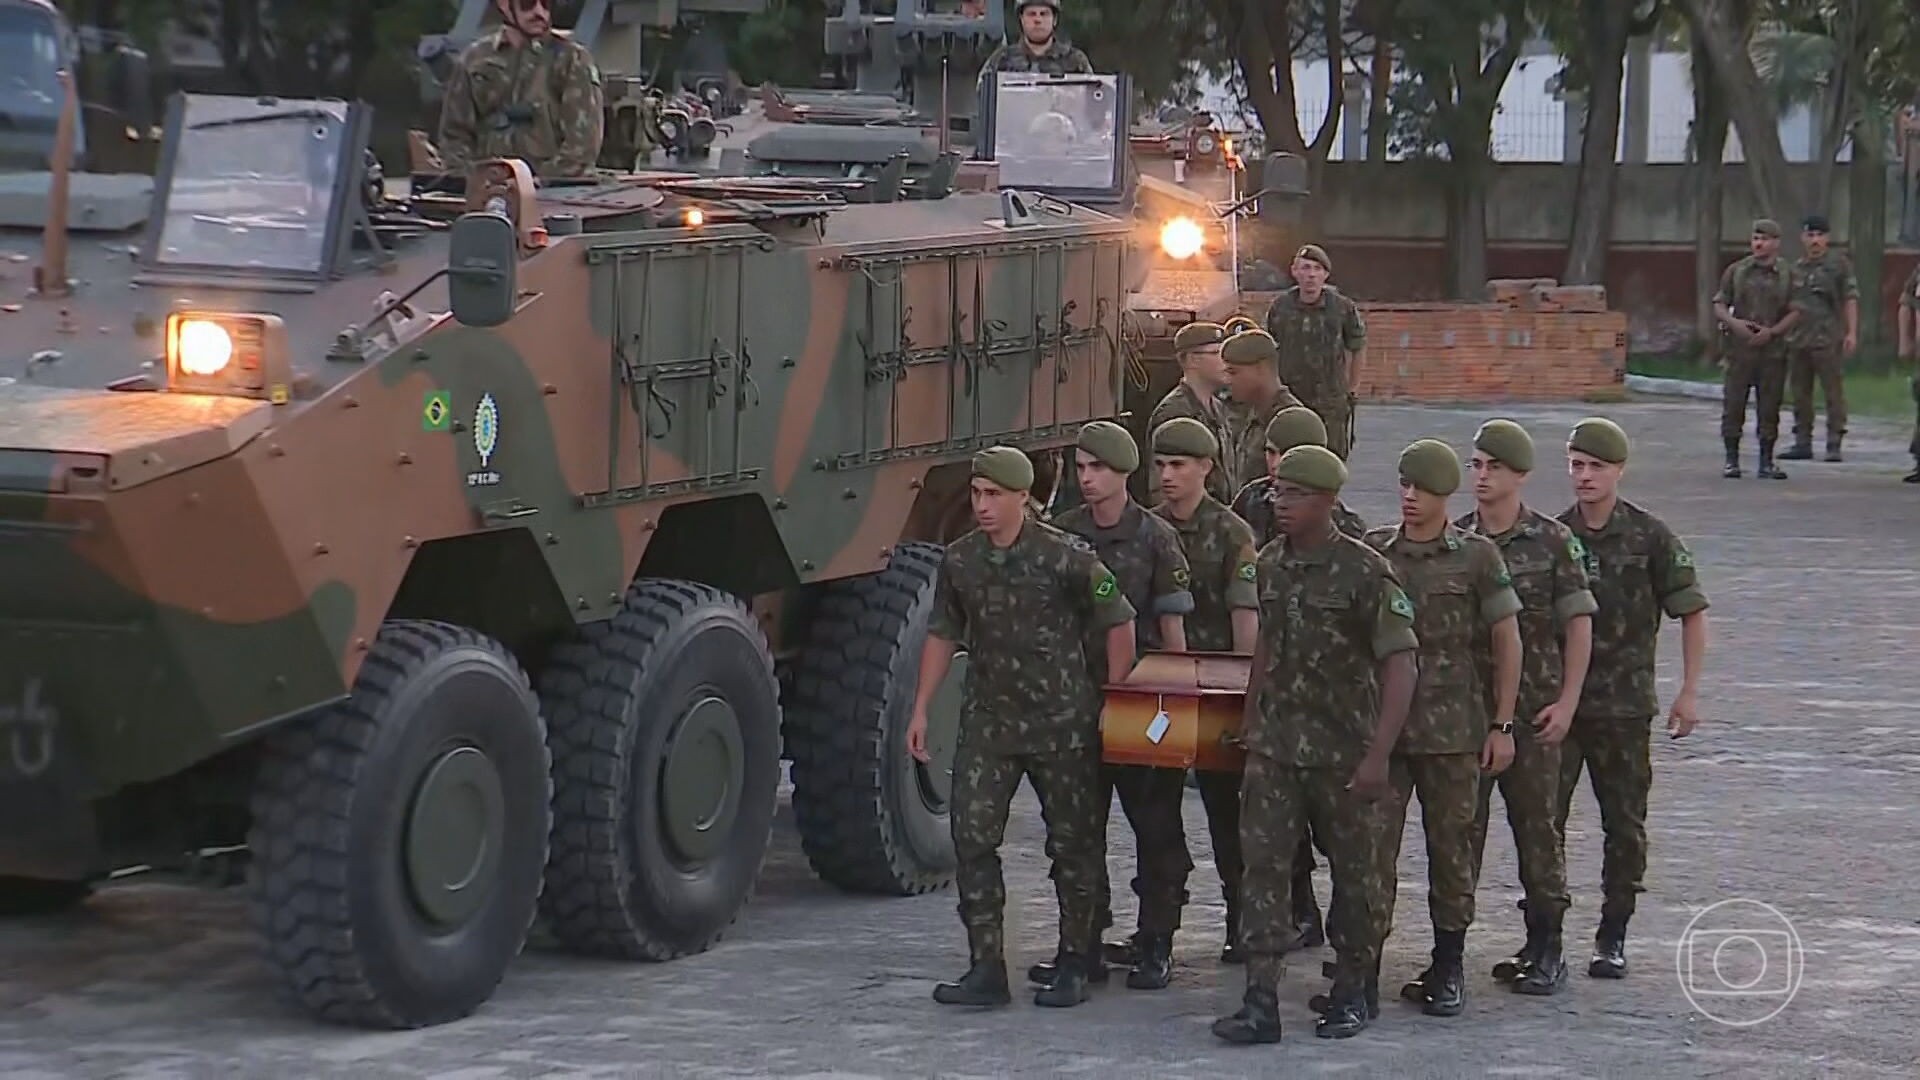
[1691,31,1731,361]
[1563,0,1636,284]
[1680,0,1805,250]
[1367,32,1392,162]
[1852,112,1889,348]
[1447,156,1492,297]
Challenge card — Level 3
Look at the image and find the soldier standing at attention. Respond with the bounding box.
[1219,329,1304,495]
[1455,420,1596,996]
[1212,445,1417,1045]
[909,447,1138,1009]
[1363,440,1523,1018]
[1036,422,1196,992]
[437,0,606,178]
[1233,406,1369,551]
[1555,419,1710,979]
[1142,418,1262,968]
[1712,219,1801,479]
[1148,321,1235,504]
[1264,244,1367,460]
[1781,215,1859,462]
[1895,261,1920,483]
[978,0,1093,81]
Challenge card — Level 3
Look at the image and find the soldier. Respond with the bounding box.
[1219,329,1304,495]
[1142,418,1261,967]
[1896,261,1920,483]
[1712,219,1801,480]
[1035,422,1196,992]
[1264,244,1367,460]
[1363,440,1522,1018]
[436,0,606,179]
[1555,418,1711,979]
[1782,215,1859,462]
[909,446,1138,1009]
[1232,406,1369,550]
[1455,420,1597,996]
[978,0,1093,82]
[1147,322,1234,503]
[1211,445,1418,1045]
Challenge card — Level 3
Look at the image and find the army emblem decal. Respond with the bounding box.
[467,393,502,488]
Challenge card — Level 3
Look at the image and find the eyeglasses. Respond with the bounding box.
[514,0,550,11]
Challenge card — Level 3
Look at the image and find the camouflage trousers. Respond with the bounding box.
[1469,720,1571,928]
[952,741,1104,961]
[1721,349,1789,443]
[1908,375,1920,459]
[1090,763,1194,934]
[1311,396,1355,462]
[1392,752,1483,934]
[1790,342,1847,445]
[1196,766,1324,924]
[1553,714,1652,926]
[1239,751,1407,992]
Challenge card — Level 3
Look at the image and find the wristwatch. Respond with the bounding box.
[1491,719,1515,735]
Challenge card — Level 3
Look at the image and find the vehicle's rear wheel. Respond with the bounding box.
[247,620,551,1029]
[0,877,91,916]
[784,543,961,895]
[538,580,781,960]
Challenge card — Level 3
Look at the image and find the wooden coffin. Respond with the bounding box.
[1100,650,1251,772]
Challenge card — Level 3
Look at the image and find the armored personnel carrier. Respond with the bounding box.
[0,81,1130,1028]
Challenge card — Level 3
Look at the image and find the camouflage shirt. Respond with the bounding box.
[1053,501,1194,669]
[1149,496,1259,652]
[1148,380,1234,503]
[1556,499,1710,720]
[1262,285,1366,409]
[438,29,606,178]
[1788,252,1859,349]
[1364,524,1523,755]
[979,38,1095,80]
[1903,264,1920,386]
[1714,255,1795,358]
[1220,390,1306,494]
[1247,527,1419,770]
[930,521,1137,753]
[1455,506,1600,716]
[1231,476,1368,550]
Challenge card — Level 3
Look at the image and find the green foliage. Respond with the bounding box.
[1387,0,1537,163]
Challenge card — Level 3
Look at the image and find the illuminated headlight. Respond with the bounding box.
[1159,217,1205,260]
[165,312,293,403]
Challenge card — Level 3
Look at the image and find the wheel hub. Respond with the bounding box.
[659,694,744,865]
[404,744,506,929]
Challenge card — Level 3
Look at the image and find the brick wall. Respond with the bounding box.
[1241,286,1629,404]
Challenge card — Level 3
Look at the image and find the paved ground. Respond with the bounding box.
[4,398,1918,1079]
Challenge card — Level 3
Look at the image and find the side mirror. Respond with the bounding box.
[446,211,519,327]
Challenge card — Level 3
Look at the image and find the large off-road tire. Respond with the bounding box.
[0,877,91,916]
[246,620,552,1029]
[538,580,781,960]
[784,542,961,895]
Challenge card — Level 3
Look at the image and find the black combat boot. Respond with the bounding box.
[1780,438,1814,461]
[1590,917,1629,979]
[1423,930,1466,1017]
[933,932,1011,1007]
[1211,985,1283,1044]
[1723,437,1742,478]
[1398,962,1435,1004]
[1492,899,1537,983]
[1127,932,1174,990]
[1515,919,1570,996]
[1033,951,1093,1007]
[1825,436,1844,462]
[1903,458,1920,483]
[1027,944,1110,988]
[1757,438,1788,479]
[1314,979,1373,1039]
[1220,898,1243,964]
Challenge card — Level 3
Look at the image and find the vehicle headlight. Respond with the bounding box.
[1159,216,1205,260]
[165,312,293,404]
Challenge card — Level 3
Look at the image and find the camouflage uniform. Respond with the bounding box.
[979,37,1095,80]
[1901,264,1920,468]
[1714,254,1795,448]
[1455,507,1596,935]
[1553,499,1709,934]
[1363,525,1522,940]
[1232,476,1368,550]
[1220,391,1306,496]
[437,28,606,178]
[1786,250,1859,453]
[1053,503,1195,938]
[1148,381,1234,504]
[1263,287,1367,460]
[1240,527,1418,998]
[931,520,1137,967]
[1148,496,1259,948]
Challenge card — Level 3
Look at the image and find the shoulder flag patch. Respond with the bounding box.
[1388,588,1415,621]
[1673,547,1696,569]
[1238,562,1258,582]
[1094,572,1118,600]
[1173,566,1191,587]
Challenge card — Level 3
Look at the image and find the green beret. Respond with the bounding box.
[1273,444,1347,494]
[1221,328,1278,367]
[971,445,1034,492]
[1474,418,1535,473]
[1567,417,1630,465]
[1076,420,1139,473]
[1264,406,1328,454]
[1172,321,1227,355]
[1752,218,1781,238]
[1398,438,1461,496]
[1294,243,1332,272]
[1151,417,1219,460]
[1222,315,1259,335]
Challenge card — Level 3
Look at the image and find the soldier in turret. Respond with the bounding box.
[979,0,1094,80]
[437,0,606,178]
